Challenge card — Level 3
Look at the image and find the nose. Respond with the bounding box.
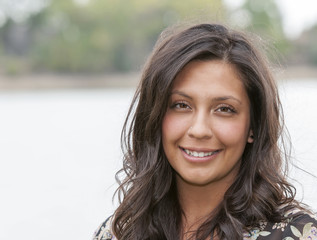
[187,111,212,139]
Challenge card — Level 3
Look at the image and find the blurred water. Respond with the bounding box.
[0,88,134,240]
[0,79,316,240]
[279,79,317,206]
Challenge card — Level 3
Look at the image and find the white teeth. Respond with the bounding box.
[184,149,218,157]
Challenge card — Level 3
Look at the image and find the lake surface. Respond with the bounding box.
[0,79,316,240]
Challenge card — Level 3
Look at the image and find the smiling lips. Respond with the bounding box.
[180,147,222,162]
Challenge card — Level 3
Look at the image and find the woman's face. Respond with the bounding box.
[162,60,253,189]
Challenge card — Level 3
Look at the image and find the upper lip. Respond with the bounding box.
[180,146,221,152]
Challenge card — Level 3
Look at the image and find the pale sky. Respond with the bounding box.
[224,0,317,38]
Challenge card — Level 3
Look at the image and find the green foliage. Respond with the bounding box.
[224,0,317,67]
[227,0,291,63]
[21,0,224,73]
[3,0,316,73]
[289,24,317,66]
[0,56,31,76]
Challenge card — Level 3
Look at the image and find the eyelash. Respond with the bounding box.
[170,101,191,110]
[215,104,236,113]
[170,102,236,114]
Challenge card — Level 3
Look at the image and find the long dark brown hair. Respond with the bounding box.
[112,23,300,240]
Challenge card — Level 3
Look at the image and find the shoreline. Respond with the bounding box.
[0,66,317,91]
[275,65,317,81]
[0,72,141,91]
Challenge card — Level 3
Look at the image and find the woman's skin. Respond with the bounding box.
[162,60,254,238]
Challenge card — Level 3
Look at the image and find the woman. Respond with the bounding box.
[93,23,317,240]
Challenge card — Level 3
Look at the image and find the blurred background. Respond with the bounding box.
[0,0,316,239]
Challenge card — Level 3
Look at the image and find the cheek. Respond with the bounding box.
[213,118,250,145]
[162,113,190,142]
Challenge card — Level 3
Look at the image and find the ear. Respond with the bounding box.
[247,130,254,143]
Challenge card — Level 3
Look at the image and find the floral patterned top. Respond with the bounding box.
[93,209,317,240]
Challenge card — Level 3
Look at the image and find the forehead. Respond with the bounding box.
[172,60,247,97]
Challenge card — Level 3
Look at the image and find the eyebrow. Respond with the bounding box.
[213,96,242,104]
[171,91,242,104]
[171,90,192,100]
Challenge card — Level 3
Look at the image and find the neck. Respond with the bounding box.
[177,177,234,234]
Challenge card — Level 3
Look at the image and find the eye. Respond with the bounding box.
[171,101,191,110]
[215,105,236,114]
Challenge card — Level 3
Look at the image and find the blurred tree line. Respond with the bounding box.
[289,24,317,65]
[0,0,316,75]
[0,0,223,74]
